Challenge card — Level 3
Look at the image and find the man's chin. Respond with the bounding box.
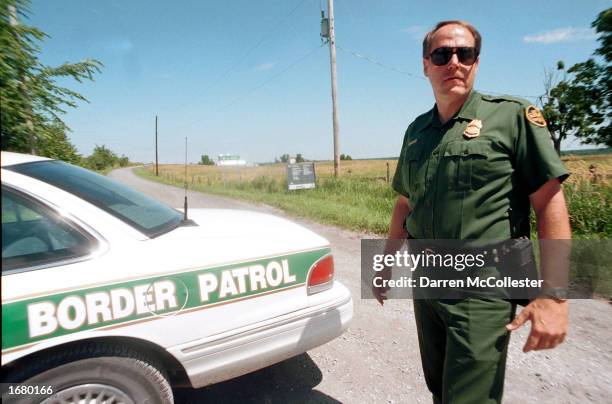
[441,84,470,98]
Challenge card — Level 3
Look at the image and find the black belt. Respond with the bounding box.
[409,238,534,268]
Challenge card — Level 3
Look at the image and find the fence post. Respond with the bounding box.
[386,162,390,183]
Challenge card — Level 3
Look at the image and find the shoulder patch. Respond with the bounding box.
[525,105,547,127]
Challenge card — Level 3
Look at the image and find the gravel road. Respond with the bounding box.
[110,167,612,404]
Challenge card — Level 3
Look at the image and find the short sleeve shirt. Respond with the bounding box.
[392,91,569,240]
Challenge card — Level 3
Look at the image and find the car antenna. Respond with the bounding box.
[183,136,188,221]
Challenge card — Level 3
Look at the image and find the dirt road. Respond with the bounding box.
[110,167,612,404]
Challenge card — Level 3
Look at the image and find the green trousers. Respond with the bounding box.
[413,299,517,404]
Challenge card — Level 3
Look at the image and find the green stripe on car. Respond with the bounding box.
[2,248,330,350]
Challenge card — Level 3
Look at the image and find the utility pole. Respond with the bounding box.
[323,0,340,177]
[9,4,36,155]
[155,115,159,176]
[183,137,188,221]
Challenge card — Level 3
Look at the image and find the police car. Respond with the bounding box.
[1,151,353,403]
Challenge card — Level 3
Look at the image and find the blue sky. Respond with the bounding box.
[28,0,610,163]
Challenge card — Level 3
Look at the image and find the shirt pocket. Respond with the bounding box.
[405,143,425,200]
[442,140,489,191]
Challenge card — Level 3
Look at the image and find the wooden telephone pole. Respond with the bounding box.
[155,115,159,176]
[323,0,340,177]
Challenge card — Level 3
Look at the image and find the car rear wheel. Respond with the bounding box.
[2,345,173,404]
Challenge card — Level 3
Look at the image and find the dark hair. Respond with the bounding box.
[422,20,482,58]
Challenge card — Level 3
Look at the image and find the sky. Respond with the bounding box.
[27,0,611,163]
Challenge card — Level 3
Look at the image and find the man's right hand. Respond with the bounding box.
[375,195,411,306]
[372,266,392,305]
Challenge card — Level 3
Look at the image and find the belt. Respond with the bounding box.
[412,238,533,268]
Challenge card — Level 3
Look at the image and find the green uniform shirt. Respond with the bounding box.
[393,91,569,240]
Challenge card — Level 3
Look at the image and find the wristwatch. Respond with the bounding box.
[540,287,569,301]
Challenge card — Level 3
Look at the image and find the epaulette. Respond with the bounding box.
[480,93,529,106]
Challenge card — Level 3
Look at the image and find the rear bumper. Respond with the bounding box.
[168,282,353,388]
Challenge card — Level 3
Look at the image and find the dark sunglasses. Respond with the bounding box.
[429,47,479,66]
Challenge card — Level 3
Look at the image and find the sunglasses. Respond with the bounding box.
[428,47,479,66]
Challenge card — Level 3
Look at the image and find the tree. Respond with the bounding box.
[34,119,81,164]
[295,153,305,163]
[0,0,102,155]
[83,145,118,171]
[279,154,289,163]
[199,154,214,165]
[118,155,129,167]
[340,153,352,160]
[544,8,612,150]
[539,61,600,154]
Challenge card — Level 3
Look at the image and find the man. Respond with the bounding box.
[375,21,571,403]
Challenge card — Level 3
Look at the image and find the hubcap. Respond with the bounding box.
[41,383,135,404]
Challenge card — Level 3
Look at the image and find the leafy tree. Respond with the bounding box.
[340,153,352,160]
[83,145,118,171]
[295,153,305,163]
[540,61,600,155]
[118,155,129,167]
[34,119,82,164]
[0,0,102,155]
[199,154,215,165]
[279,154,289,163]
[542,9,612,151]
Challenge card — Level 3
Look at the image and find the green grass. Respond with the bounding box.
[135,167,396,233]
[569,240,612,298]
[135,165,611,298]
[135,166,611,238]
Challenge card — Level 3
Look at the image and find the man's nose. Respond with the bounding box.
[447,53,460,68]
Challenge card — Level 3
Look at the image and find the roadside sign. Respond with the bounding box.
[287,162,316,190]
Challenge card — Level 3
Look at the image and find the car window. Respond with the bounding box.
[6,161,183,238]
[2,186,98,274]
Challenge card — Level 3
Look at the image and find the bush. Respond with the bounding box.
[81,145,129,172]
[565,180,611,236]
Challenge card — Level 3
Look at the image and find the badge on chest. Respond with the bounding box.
[463,119,483,139]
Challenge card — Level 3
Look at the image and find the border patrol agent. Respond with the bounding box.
[374,21,572,403]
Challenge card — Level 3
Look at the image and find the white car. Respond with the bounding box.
[1,152,353,404]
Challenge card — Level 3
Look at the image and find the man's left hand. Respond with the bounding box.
[506,297,568,352]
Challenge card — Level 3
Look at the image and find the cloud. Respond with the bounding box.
[523,27,596,44]
[255,62,276,71]
[402,25,426,40]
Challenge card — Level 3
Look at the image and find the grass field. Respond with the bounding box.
[134,155,611,297]
[134,154,611,237]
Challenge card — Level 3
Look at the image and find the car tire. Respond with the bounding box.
[2,344,173,404]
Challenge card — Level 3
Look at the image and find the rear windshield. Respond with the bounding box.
[7,161,182,238]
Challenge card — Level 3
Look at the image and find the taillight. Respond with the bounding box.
[307,254,334,295]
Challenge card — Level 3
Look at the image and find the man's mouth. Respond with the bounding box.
[444,76,464,82]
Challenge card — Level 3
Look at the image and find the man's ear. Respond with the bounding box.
[423,58,429,77]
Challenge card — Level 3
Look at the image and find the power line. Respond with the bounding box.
[216,44,325,113]
[172,0,309,113]
[336,44,427,80]
[337,44,541,100]
[177,43,324,130]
